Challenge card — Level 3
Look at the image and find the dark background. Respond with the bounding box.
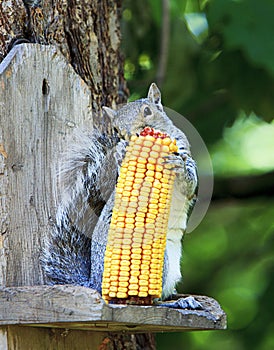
[122,0,274,349]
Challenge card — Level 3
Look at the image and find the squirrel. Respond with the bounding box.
[42,83,200,308]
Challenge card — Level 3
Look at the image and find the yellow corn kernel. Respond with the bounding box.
[131,270,141,276]
[148,289,160,295]
[120,271,130,277]
[149,278,159,284]
[143,140,154,147]
[102,127,178,304]
[150,151,159,159]
[153,180,162,189]
[132,237,142,244]
[147,163,155,170]
[132,242,142,248]
[137,157,147,164]
[142,249,152,255]
[120,265,130,272]
[129,276,139,283]
[102,282,110,289]
[110,286,118,292]
[135,216,145,222]
[119,276,129,282]
[110,259,120,266]
[147,157,157,164]
[161,145,170,152]
[128,290,138,296]
[131,253,142,260]
[128,202,138,208]
[135,222,145,228]
[142,254,152,261]
[131,248,142,254]
[139,286,149,292]
[110,281,119,287]
[129,284,139,290]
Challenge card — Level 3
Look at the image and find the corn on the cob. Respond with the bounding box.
[102,127,178,304]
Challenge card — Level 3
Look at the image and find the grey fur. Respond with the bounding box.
[42,83,198,299]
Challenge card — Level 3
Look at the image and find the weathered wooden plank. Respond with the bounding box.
[0,44,93,287]
[0,285,227,332]
[3,326,106,350]
[0,328,8,350]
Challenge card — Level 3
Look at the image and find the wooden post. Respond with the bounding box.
[0,44,226,349]
[0,43,103,349]
[0,44,93,287]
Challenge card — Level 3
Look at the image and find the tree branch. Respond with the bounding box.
[213,171,274,200]
[156,0,170,87]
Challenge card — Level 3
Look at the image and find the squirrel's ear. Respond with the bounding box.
[147,83,162,105]
[102,106,117,121]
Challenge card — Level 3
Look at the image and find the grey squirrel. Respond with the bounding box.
[42,83,199,307]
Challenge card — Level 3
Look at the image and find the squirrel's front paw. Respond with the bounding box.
[157,296,203,310]
[162,151,187,172]
[163,151,198,199]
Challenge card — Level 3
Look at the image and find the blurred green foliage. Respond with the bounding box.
[157,199,274,350]
[121,0,274,349]
[122,0,274,143]
[211,114,274,176]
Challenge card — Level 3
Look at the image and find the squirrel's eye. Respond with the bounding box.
[144,106,152,117]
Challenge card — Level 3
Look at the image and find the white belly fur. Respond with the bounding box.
[162,181,188,298]
[163,229,184,298]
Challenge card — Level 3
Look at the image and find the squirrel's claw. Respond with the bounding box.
[157,296,203,310]
[162,152,185,172]
[162,151,198,201]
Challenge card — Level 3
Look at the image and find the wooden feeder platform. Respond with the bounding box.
[0,285,226,332]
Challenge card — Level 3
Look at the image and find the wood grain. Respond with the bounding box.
[0,285,227,332]
[0,44,93,287]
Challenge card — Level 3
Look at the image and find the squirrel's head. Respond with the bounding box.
[102,83,172,140]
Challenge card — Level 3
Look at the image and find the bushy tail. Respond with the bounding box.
[42,215,91,286]
[41,128,123,287]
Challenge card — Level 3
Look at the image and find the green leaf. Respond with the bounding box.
[207,0,274,76]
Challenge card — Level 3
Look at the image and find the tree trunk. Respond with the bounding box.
[0,1,155,349]
[0,0,127,107]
